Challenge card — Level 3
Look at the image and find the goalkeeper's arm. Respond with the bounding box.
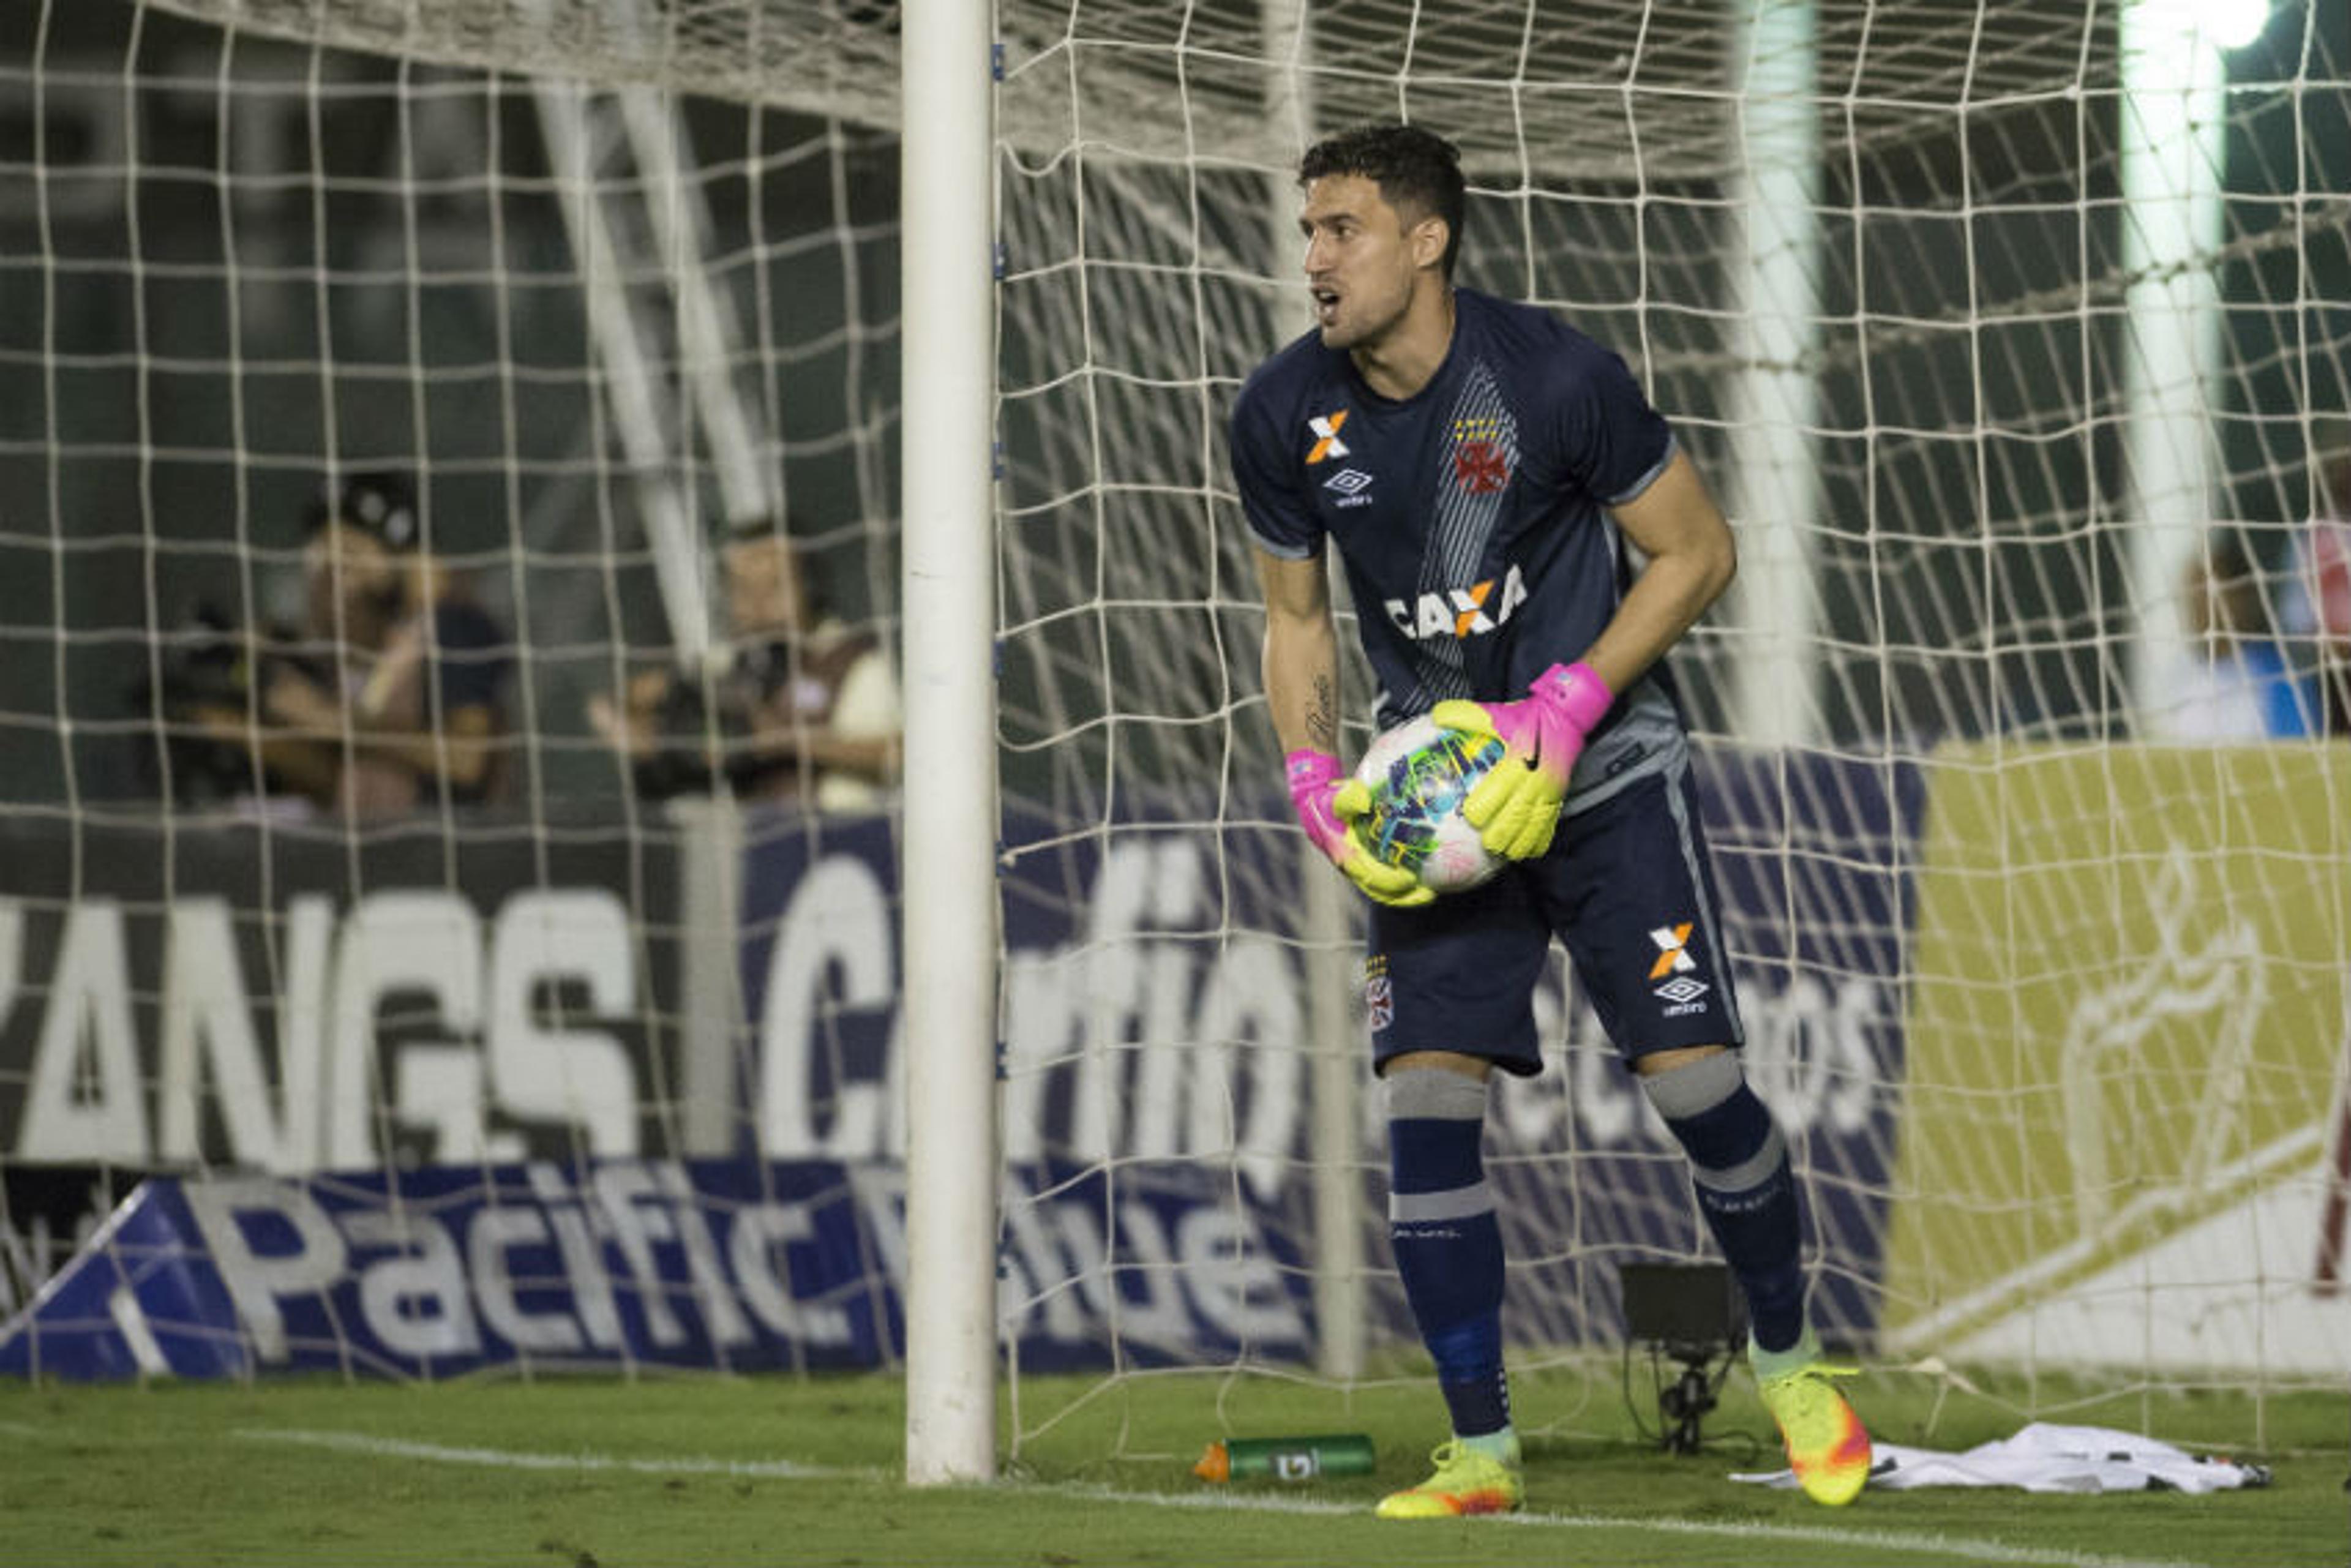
[1438,450,1739,860]
[1256,548,1343,761]
[1254,548,1428,907]
[1575,449,1738,697]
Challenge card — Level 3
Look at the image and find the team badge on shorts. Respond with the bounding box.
[1365,954,1395,1032]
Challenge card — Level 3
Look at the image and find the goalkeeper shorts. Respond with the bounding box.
[1365,760,1745,1075]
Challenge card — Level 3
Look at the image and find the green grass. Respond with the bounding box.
[0,1364,2341,1566]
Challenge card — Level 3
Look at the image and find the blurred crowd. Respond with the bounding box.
[136,446,2351,821]
[2152,449,2351,743]
[138,475,900,819]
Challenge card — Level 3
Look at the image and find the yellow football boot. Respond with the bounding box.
[1758,1360,1872,1506]
[1373,1438,1523,1519]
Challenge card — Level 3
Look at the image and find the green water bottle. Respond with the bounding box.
[1193,1433,1376,1484]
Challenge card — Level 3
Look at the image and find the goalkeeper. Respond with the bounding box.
[1232,121,1870,1518]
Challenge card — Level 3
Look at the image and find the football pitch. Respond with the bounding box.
[0,1365,2341,1566]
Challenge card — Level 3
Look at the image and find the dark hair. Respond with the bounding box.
[726,512,789,546]
[2322,453,2351,516]
[1297,122,1466,280]
[2204,529,2255,587]
[306,470,420,552]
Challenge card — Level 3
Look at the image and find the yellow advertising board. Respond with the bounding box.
[1882,743,2351,1373]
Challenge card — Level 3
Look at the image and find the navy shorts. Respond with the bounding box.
[1364,762,1744,1075]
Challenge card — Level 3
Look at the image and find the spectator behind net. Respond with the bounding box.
[192,471,513,817]
[2154,529,2317,741]
[588,517,900,808]
[2306,445,2351,735]
[132,599,329,804]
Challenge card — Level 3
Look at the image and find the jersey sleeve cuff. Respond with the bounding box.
[1245,527,1320,561]
[1602,430,1678,507]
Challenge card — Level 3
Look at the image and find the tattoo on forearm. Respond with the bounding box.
[1307,675,1337,753]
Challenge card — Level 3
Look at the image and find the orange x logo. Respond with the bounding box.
[1305,410,1350,465]
[1648,922,1695,980]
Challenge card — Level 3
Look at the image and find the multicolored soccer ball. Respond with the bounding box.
[1351,715,1506,895]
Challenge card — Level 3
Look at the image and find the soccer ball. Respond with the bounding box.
[1351,715,1506,895]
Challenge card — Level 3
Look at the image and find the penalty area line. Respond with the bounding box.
[240,1428,2196,1568]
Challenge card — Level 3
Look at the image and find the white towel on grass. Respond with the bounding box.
[1731,1422,2273,1495]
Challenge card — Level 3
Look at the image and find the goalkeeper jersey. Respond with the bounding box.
[1232,285,1690,812]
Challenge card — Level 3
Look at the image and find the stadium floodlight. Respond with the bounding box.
[2143,0,2279,51]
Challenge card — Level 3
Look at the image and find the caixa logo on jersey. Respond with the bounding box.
[1383,563,1529,640]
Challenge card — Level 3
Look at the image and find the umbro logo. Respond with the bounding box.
[1323,467,1374,508]
[1654,971,1710,1018]
[1654,977,1708,1006]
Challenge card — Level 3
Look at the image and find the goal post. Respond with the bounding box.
[898,0,1000,1488]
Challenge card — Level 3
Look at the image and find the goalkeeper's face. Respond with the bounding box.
[1299,174,1439,352]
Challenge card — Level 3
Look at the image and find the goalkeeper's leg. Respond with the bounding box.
[1376,1056,1523,1518]
[1365,873,1553,1517]
[1537,766,1870,1505]
[1640,1045,1871,1506]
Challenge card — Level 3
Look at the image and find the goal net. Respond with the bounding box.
[4,0,2348,1452]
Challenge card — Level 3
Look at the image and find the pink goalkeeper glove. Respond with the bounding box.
[1431,661,1613,861]
[1285,748,1433,909]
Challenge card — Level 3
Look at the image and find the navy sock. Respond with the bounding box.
[1641,1053,1808,1354]
[1386,1069,1511,1438]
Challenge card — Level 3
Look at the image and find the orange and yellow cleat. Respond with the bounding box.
[1758,1360,1873,1506]
[1373,1438,1524,1519]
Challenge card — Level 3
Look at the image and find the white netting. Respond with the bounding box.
[0,2,908,1361]
[6,0,2349,1444]
[984,0,2351,1439]
[143,0,2134,177]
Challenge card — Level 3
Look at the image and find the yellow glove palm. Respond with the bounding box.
[1431,662,1613,862]
[1331,779,1434,908]
[1285,749,1434,909]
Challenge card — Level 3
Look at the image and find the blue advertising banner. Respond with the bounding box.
[0,1157,1311,1381]
[0,752,1920,1379]
[737,753,1921,1356]
[0,806,684,1176]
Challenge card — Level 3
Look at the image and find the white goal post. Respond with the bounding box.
[897,0,1000,1487]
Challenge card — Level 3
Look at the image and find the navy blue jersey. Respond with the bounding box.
[429,599,509,719]
[1232,287,1691,810]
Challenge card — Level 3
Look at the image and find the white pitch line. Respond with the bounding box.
[1030,1480,2209,1568]
[234,1427,864,1480]
[236,1429,2205,1568]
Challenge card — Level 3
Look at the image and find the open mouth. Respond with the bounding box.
[1311,286,1340,325]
